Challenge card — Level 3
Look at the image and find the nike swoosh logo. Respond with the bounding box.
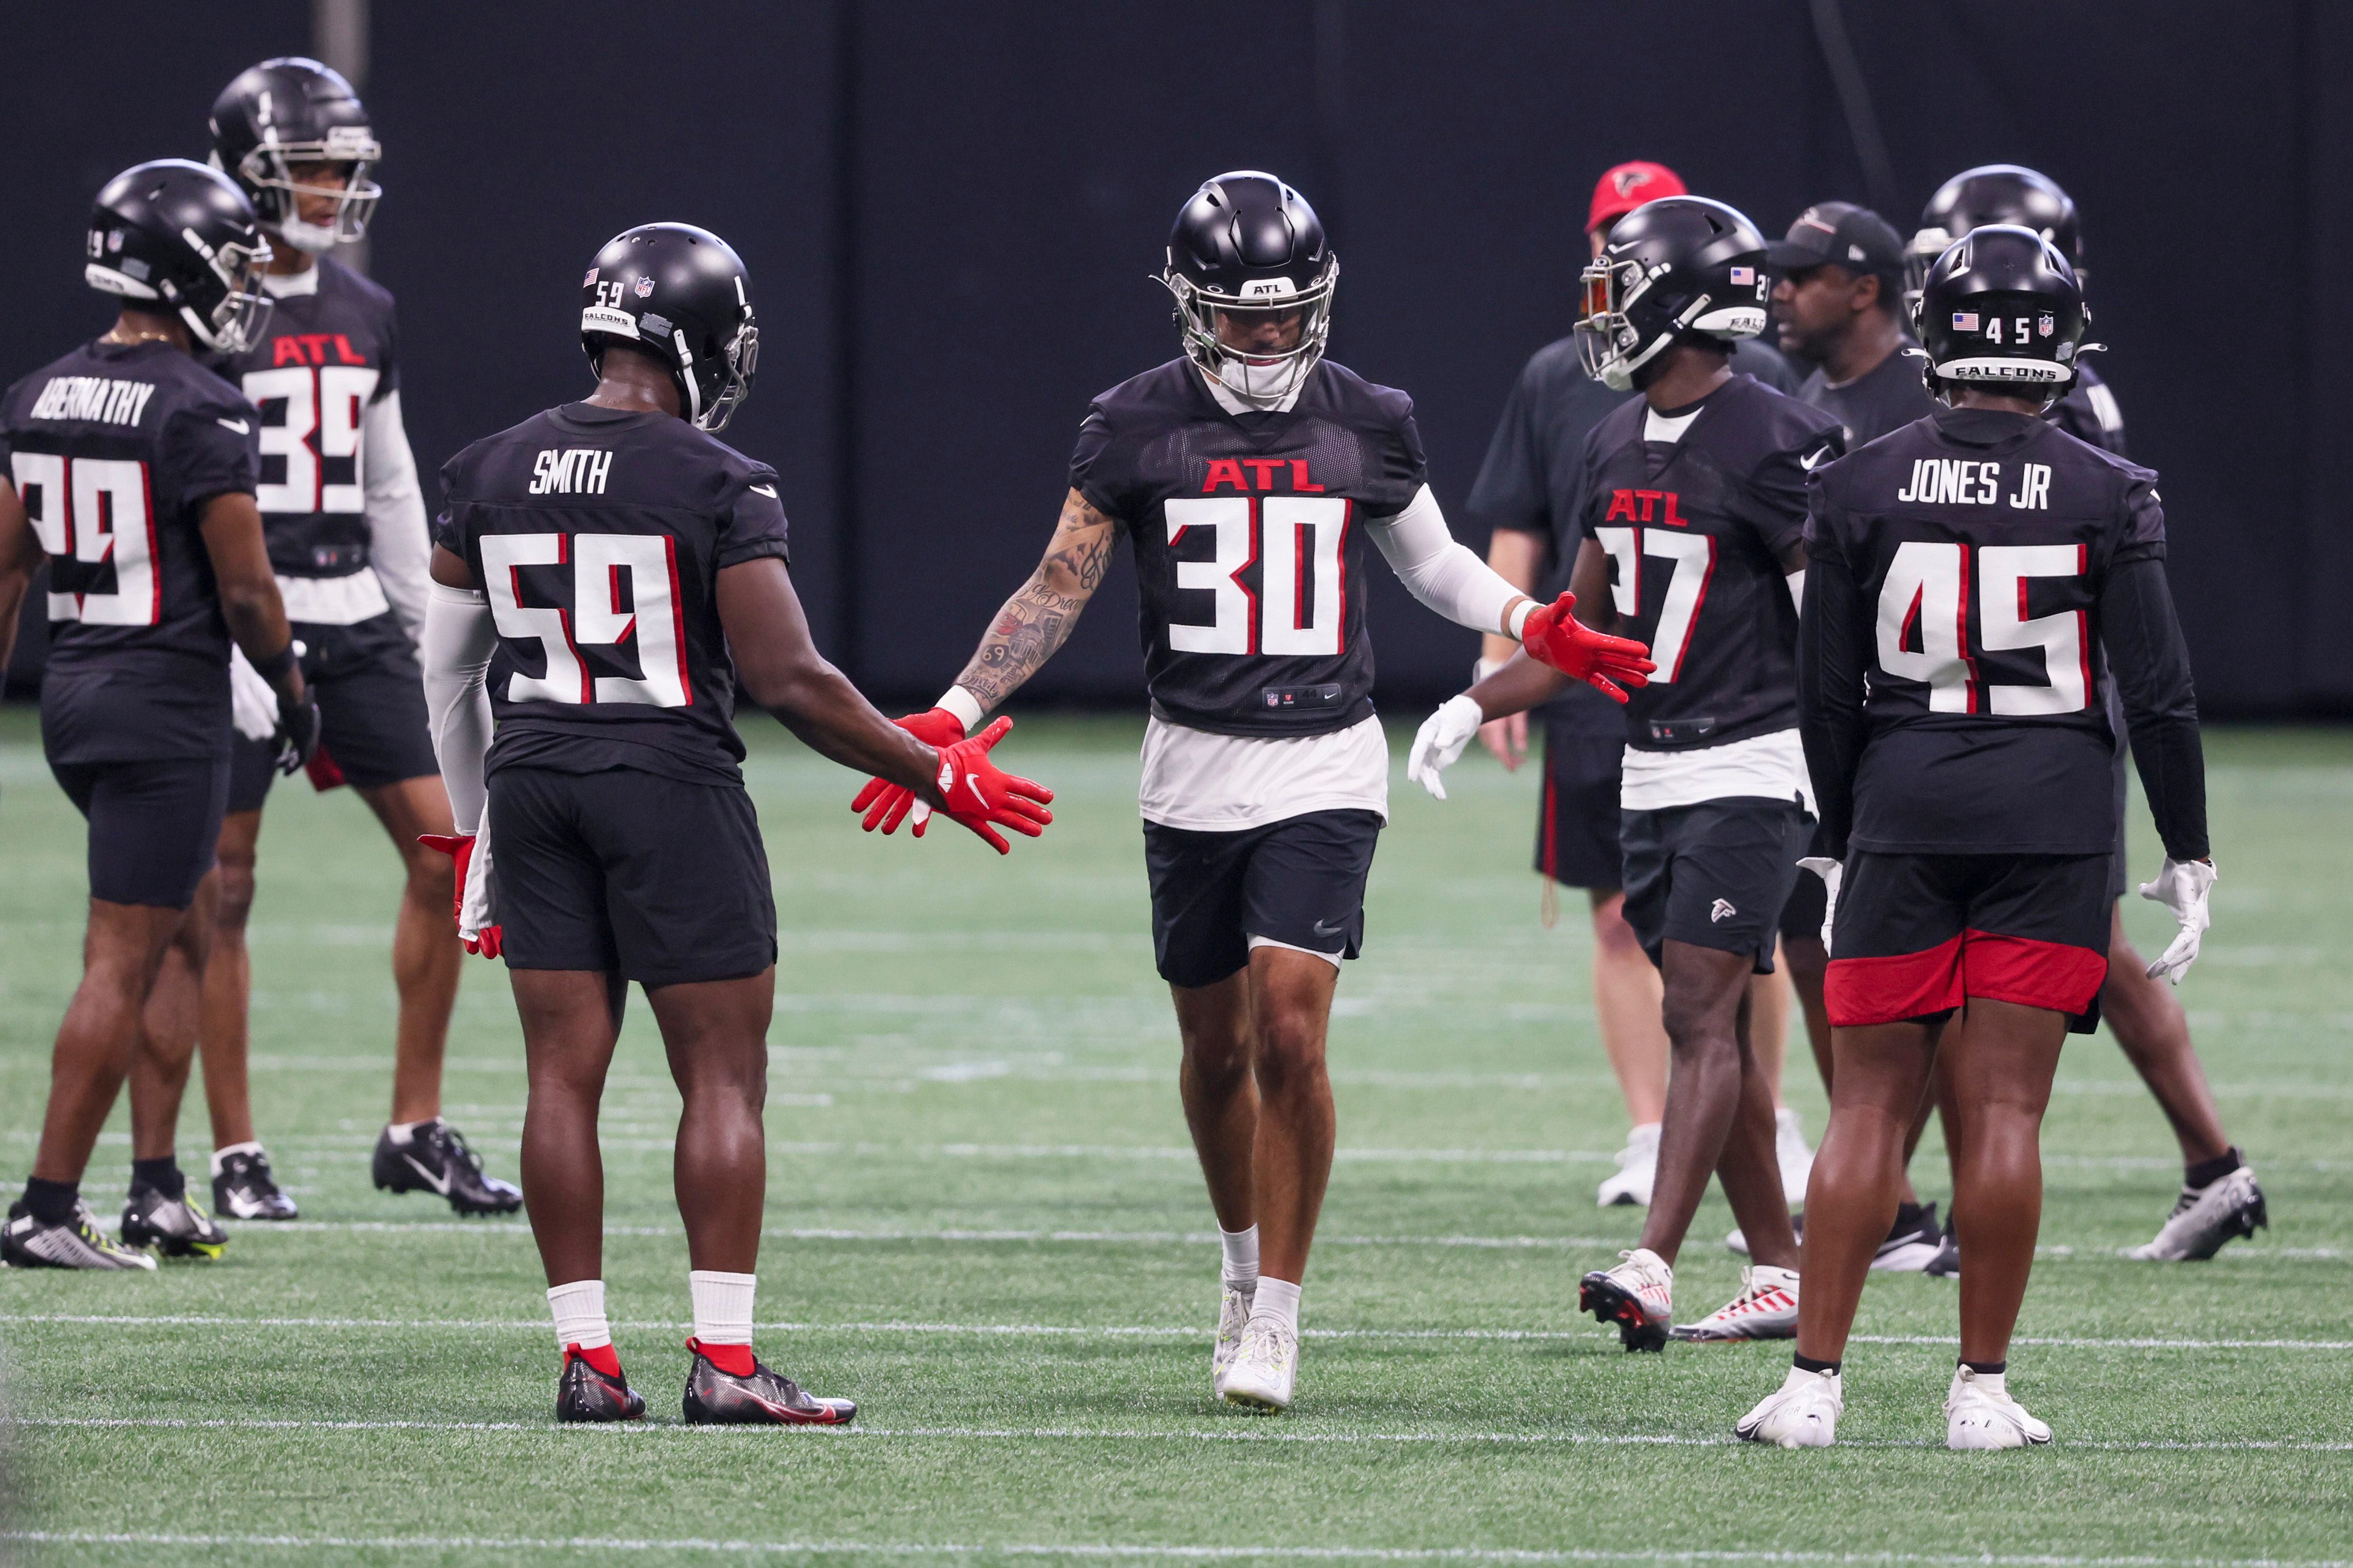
[217,418,250,434]
[964,772,983,802]
[1312,917,1347,936]
[749,483,778,498]
[1800,447,1831,471]
[402,1153,453,1196]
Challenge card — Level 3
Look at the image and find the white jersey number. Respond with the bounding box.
[1876,540,2087,715]
[244,366,379,515]
[479,531,689,707]
[1163,496,1350,657]
[11,451,158,626]
[1593,525,1715,682]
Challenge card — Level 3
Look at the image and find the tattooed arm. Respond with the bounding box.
[947,487,1123,716]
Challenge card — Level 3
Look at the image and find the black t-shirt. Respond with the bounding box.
[434,403,790,785]
[210,258,401,582]
[1794,342,1938,452]
[2,338,260,762]
[1802,406,2163,854]
[1070,358,1427,737]
[1470,336,1799,741]
[1575,373,1844,750]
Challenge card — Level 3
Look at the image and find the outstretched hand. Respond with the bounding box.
[851,707,968,836]
[1521,592,1654,704]
[933,716,1054,854]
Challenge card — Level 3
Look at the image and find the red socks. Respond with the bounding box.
[689,1337,756,1376]
[566,1342,623,1378]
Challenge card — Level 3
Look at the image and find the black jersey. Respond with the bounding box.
[434,403,790,785]
[1574,374,1844,751]
[2,338,259,762]
[1070,358,1427,738]
[2048,361,2126,456]
[1794,345,1937,451]
[212,258,400,583]
[1800,405,2204,859]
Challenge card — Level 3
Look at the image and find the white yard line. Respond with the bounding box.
[3,1528,2344,1566]
[6,1314,2348,1353]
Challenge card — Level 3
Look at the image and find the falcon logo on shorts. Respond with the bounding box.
[1710,898,1737,922]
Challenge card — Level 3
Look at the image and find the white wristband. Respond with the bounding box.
[1473,656,1506,683]
[1506,599,1536,640]
[936,685,986,736]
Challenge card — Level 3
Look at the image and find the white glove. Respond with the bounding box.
[458,813,498,954]
[2138,857,2216,985]
[228,646,279,742]
[1797,857,1842,949]
[1407,694,1485,801]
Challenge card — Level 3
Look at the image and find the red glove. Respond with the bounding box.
[1521,592,1656,704]
[850,707,969,836]
[417,833,503,958]
[932,716,1054,855]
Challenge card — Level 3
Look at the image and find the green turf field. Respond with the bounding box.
[0,706,2347,1566]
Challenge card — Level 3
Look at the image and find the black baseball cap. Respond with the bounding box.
[1766,201,1906,283]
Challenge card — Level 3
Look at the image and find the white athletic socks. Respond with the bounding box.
[209,1140,266,1176]
[1220,1224,1261,1292]
[547,1278,611,1351]
[1249,1276,1302,1336]
[384,1119,436,1145]
[689,1269,758,1346]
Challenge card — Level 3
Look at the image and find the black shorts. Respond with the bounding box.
[488,765,777,988]
[1143,809,1381,989]
[50,756,229,910]
[1534,717,1622,891]
[1826,851,2111,1034]
[228,615,437,813]
[1619,797,1810,974]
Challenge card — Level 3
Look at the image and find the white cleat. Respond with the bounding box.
[1579,1246,1674,1352]
[1736,1365,1842,1448]
[1671,1264,1799,1342]
[1210,1284,1253,1397]
[1944,1366,2052,1450]
[1775,1107,1815,1205]
[1221,1319,1298,1412]
[2125,1165,2268,1261]
[1596,1123,1661,1207]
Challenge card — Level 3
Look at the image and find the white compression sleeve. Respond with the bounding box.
[1365,484,1531,635]
[422,582,497,834]
[363,390,432,644]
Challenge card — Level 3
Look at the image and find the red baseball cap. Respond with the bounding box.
[1588,161,1688,235]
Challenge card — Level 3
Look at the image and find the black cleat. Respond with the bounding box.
[681,1340,856,1425]
[212,1147,298,1221]
[371,1120,522,1216]
[1924,1222,1962,1278]
[120,1185,227,1260]
[556,1348,646,1423]
[3,1201,157,1271]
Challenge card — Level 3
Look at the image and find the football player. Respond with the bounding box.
[424,222,1052,1422]
[1469,161,1814,1213]
[1901,166,2261,1267]
[1739,226,2214,1448]
[1719,202,1949,1270]
[0,161,319,1268]
[136,58,516,1221]
[1412,196,1844,1349]
[844,172,1649,1412]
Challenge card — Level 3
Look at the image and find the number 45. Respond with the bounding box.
[1877,540,2089,715]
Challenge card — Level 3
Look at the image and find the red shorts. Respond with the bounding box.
[1825,852,2111,1034]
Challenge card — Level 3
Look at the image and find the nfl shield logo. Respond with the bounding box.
[1952,311,1980,332]
[1265,693,1281,707]
[2038,313,2055,337]
[634,276,656,298]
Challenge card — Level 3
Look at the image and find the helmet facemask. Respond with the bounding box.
[231,126,382,254]
[1575,253,1676,392]
[160,230,276,353]
[1165,262,1337,407]
[689,319,759,433]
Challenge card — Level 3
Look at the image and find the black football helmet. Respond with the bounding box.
[1912,224,2090,406]
[209,57,381,255]
[1161,172,1337,406]
[580,223,758,432]
[1904,164,2082,308]
[85,160,274,353]
[1576,196,1770,391]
